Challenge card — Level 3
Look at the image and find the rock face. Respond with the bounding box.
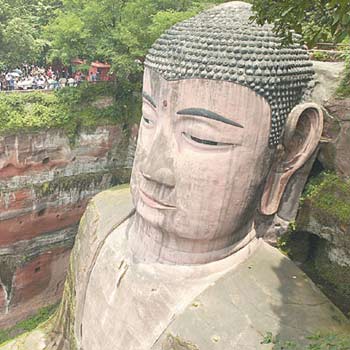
[294,172,350,314]
[0,125,134,328]
[297,174,350,266]
[311,61,345,106]
[318,98,350,177]
[311,61,350,178]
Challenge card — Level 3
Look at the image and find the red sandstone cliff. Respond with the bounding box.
[0,125,135,328]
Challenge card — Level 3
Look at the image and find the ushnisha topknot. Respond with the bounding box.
[145,1,314,146]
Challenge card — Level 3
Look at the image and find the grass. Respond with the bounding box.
[336,59,350,97]
[262,332,350,349]
[0,304,57,345]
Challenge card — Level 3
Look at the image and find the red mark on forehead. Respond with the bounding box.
[163,100,168,108]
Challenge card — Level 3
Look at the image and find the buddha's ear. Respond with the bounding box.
[260,103,323,216]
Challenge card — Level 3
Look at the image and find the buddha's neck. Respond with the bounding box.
[127,213,256,265]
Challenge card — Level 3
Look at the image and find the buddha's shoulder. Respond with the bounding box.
[87,184,133,224]
[153,241,350,350]
[72,185,134,272]
[79,185,134,239]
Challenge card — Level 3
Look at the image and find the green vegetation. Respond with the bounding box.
[41,0,228,102]
[0,1,229,112]
[310,240,350,314]
[1,0,228,74]
[0,304,57,345]
[304,333,350,350]
[251,0,350,46]
[0,82,140,142]
[300,172,350,226]
[336,60,350,97]
[251,0,350,98]
[261,332,350,349]
[44,0,227,77]
[277,230,310,263]
[33,170,131,198]
[0,92,68,133]
[0,0,61,69]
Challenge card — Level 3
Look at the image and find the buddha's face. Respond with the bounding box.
[130,68,273,254]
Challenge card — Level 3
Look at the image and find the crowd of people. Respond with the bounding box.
[0,64,95,92]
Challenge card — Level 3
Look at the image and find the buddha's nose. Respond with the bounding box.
[141,132,175,188]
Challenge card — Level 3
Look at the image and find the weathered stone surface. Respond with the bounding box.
[0,125,133,328]
[0,285,5,315]
[311,61,345,106]
[318,98,350,176]
[0,324,52,350]
[309,61,350,176]
[0,130,70,178]
[298,213,350,266]
[0,246,71,329]
[293,173,350,314]
[296,175,350,267]
[153,243,349,349]
[91,96,114,110]
[0,202,87,246]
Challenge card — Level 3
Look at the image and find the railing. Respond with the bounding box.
[0,80,115,93]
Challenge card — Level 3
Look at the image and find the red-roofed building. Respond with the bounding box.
[89,61,112,81]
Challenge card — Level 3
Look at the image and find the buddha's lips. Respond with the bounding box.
[139,189,176,210]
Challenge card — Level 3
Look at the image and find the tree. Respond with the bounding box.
[0,0,61,69]
[44,0,227,79]
[251,0,350,46]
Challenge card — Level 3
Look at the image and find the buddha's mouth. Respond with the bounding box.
[139,189,176,210]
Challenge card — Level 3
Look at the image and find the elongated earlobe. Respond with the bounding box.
[260,103,324,215]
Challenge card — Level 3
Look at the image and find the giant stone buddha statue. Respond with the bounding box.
[2,2,349,350]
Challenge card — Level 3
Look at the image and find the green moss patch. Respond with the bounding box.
[0,304,57,345]
[33,169,130,198]
[262,331,350,349]
[307,240,350,316]
[336,61,350,98]
[277,229,311,264]
[0,82,141,143]
[300,172,350,226]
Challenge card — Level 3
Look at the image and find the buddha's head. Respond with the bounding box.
[130,1,323,264]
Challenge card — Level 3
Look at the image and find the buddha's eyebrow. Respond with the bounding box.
[142,92,157,108]
[177,108,244,128]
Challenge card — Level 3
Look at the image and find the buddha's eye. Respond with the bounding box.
[182,132,231,147]
[188,134,218,146]
[142,115,153,126]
